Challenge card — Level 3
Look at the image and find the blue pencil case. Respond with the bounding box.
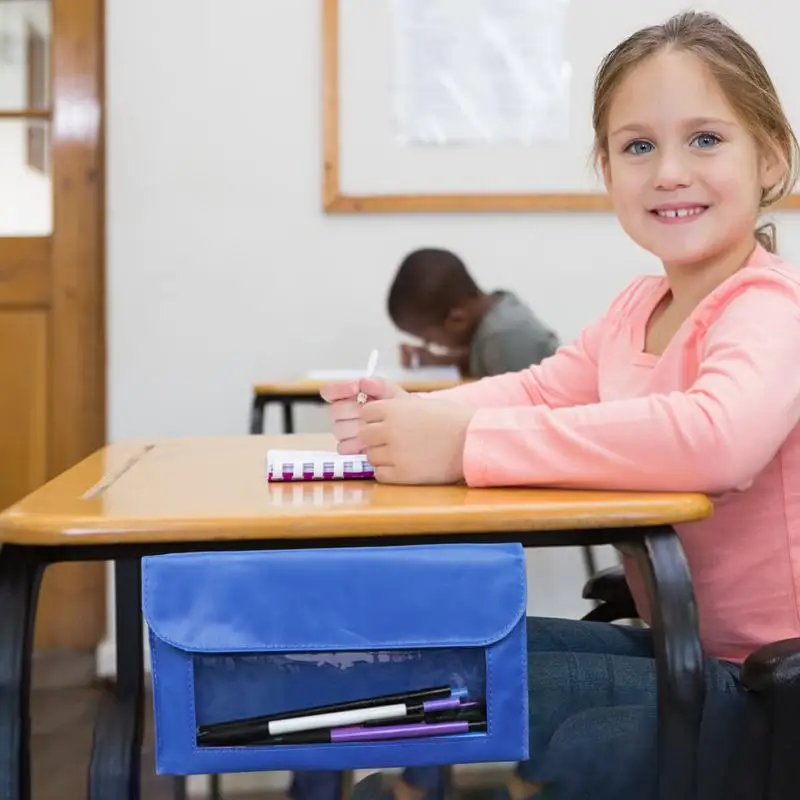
[142,542,528,775]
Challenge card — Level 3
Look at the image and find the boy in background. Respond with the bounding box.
[388,247,559,377]
[289,254,559,800]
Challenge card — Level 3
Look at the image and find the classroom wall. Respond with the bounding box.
[103,1,800,792]
[106,0,800,438]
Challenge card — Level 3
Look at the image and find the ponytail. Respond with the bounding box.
[756,221,777,253]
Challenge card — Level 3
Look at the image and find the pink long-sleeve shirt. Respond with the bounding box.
[432,244,800,663]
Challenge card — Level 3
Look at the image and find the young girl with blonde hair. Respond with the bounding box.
[323,11,800,799]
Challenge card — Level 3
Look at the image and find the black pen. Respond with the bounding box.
[197,685,465,743]
[360,701,484,728]
[201,702,486,748]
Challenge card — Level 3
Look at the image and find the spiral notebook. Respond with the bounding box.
[267,449,375,482]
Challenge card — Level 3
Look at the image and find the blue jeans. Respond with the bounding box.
[513,617,745,799]
[292,617,747,800]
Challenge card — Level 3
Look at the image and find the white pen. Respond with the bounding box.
[357,349,379,405]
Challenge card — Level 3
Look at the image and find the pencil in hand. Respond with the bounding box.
[357,349,379,405]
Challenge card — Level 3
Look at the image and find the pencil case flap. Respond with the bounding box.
[143,542,528,775]
[142,542,526,653]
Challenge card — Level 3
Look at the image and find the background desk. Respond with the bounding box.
[0,434,712,800]
[250,378,463,433]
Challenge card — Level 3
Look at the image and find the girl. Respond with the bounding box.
[322,11,800,800]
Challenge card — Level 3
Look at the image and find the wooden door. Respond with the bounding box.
[0,0,106,651]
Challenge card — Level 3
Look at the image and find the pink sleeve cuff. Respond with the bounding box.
[462,407,549,487]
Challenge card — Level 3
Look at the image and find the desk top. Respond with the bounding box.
[0,435,711,545]
[253,378,463,396]
[0,435,712,546]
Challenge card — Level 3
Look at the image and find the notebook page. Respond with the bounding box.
[266,449,375,482]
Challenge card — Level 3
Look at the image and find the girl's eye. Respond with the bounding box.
[625,140,654,155]
[692,132,720,148]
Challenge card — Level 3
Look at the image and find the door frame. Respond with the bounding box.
[49,0,106,478]
[0,0,109,651]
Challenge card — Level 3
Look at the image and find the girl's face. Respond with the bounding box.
[601,49,783,269]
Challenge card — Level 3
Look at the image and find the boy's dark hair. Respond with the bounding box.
[387,248,480,327]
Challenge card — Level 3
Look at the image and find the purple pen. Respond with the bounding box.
[335,719,486,742]
[255,718,487,746]
[416,697,463,713]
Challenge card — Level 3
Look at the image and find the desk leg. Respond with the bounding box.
[88,559,144,800]
[172,777,187,800]
[250,396,266,435]
[631,527,705,800]
[281,401,295,434]
[0,545,43,800]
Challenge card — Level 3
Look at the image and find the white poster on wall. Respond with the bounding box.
[389,0,571,145]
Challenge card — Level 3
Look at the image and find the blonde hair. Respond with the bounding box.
[591,11,799,253]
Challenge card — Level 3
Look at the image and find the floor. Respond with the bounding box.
[30,652,500,800]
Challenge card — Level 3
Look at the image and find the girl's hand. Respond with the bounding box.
[320,377,408,455]
[359,397,474,484]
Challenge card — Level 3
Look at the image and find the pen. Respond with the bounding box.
[248,718,487,746]
[200,701,484,747]
[197,685,466,742]
[360,700,483,727]
[200,695,467,744]
[356,348,379,405]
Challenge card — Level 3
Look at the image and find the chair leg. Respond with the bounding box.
[581,603,638,623]
[580,545,598,581]
[0,545,44,800]
[630,527,705,800]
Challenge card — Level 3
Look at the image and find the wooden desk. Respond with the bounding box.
[250,378,463,433]
[0,434,712,800]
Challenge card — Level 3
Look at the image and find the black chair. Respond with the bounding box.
[582,564,800,800]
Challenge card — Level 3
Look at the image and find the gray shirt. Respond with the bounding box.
[468,291,560,378]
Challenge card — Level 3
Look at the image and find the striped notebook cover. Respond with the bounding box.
[266,449,375,482]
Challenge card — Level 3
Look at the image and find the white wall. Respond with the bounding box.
[102,0,800,640]
[103,1,800,793]
[104,0,632,648]
[105,0,800,438]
